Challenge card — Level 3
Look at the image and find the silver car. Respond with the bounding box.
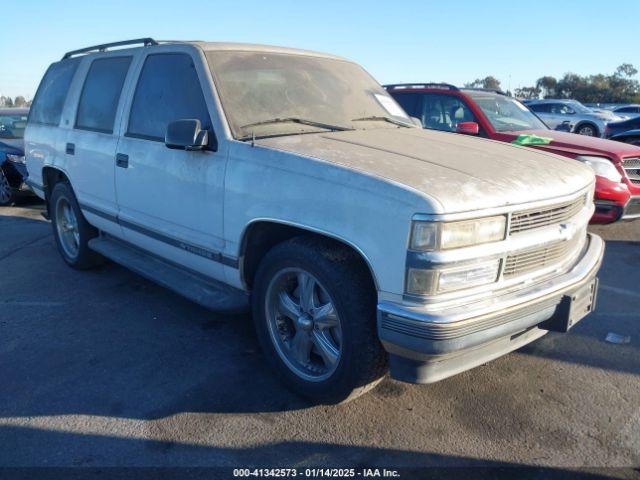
[526,99,618,137]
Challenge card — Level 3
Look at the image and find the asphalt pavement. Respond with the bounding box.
[0,199,638,475]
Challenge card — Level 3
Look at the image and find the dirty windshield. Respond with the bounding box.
[205,50,413,140]
[465,91,548,132]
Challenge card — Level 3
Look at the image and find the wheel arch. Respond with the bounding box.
[238,219,379,292]
[41,166,71,215]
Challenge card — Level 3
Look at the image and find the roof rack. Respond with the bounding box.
[462,87,506,96]
[384,83,459,91]
[62,38,158,59]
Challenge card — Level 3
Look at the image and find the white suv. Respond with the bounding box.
[25,39,604,402]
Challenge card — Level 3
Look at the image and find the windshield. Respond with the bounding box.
[205,51,412,139]
[568,101,592,114]
[465,91,548,132]
[0,113,28,139]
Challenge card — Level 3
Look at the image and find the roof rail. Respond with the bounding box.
[463,87,507,96]
[383,83,459,91]
[62,38,158,59]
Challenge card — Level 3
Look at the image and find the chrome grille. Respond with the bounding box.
[503,236,581,278]
[622,157,640,185]
[509,195,586,234]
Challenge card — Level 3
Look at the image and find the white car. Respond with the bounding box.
[25,39,604,403]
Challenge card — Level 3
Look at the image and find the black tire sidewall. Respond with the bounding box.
[252,238,383,403]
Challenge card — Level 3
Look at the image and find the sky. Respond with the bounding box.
[1,0,639,100]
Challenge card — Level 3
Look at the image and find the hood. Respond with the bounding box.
[592,110,622,121]
[0,138,24,154]
[502,129,640,159]
[256,128,593,214]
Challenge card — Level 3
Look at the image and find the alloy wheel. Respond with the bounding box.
[55,196,80,259]
[578,125,596,136]
[265,268,342,382]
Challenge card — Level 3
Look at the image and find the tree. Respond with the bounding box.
[0,96,13,107]
[615,63,638,78]
[514,86,541,100]
[536,76,558,98]
[13,96,27,107]
[465,76,502,90]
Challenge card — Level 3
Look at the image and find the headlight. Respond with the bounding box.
[6,154,26,165]
[576,156,622,183]
[407,259,500,295]
[410,216,506,251]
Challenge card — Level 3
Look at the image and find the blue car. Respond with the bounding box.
[606,115,640,147]
[0,107,31,205]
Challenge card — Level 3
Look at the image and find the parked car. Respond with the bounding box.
[0,107,31,205]
[606,115,640,146]
[386,84,640,223]
[526,99,618,137]
[611,104,640,119]
[26,39,603,402]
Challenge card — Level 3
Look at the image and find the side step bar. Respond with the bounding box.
[88,235,249,313]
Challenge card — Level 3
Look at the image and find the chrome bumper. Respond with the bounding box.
[378,233,604,384]
[622,196,640,220]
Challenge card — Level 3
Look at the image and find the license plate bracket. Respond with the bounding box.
[542,278,598,333]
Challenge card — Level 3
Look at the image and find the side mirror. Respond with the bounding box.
[165,119,209,151]
[456,121,479,135]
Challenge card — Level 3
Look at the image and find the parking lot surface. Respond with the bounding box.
[0,200,638,471]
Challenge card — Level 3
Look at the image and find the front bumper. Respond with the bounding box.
[378,233,604,384]
[590,176,630,224]
[2,160,33,195]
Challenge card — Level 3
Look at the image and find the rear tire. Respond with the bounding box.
[252,236,387,403]
[576,123,598,137]
[49,181,102,269]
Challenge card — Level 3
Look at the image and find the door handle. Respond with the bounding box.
[66,143,75,155]
[116,153,129,169]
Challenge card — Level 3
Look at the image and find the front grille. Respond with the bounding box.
[622,157,640,185]
[509,195,586,234]
[503,236,581,278]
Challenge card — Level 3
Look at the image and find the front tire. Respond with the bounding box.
[49,181,102,269]
[252,236,387,403]
[0,168,13,206]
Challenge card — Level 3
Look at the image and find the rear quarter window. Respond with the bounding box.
[29,59,80,126]
[75,56,132,133]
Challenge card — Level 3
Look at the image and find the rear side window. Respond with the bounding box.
[127,53,211,141]
[76,56,132,133]
[529,103,550,113]
[29,59,80,126]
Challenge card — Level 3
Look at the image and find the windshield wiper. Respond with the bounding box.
[238,117,353,139]
[351,116,414,128]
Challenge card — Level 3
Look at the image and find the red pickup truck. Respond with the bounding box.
[385,83,640,223]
